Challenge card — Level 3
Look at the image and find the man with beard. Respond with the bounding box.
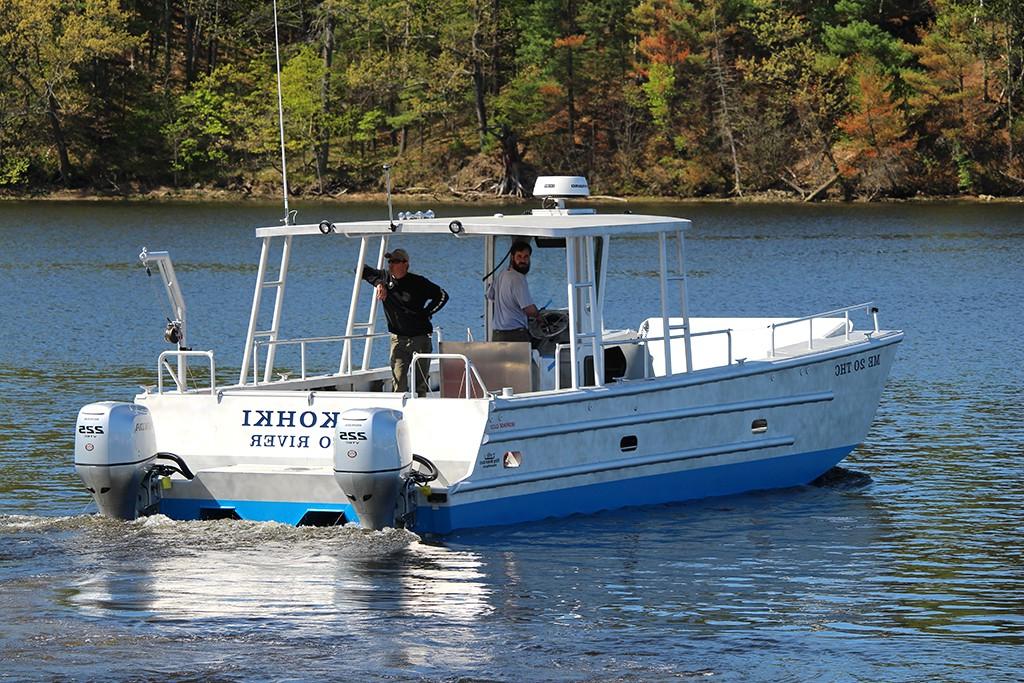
[488,240,539,342]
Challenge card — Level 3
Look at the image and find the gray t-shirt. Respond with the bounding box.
[489,268,534,330]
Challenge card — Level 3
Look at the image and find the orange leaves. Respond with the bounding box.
[632,1,693,68]
[638,34,691,66]
[835,66,915,191]
[839,70,909,148]
[538,83,564,98]
[553,34,586,50]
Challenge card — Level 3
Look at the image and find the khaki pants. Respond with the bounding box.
[390,334,433,396]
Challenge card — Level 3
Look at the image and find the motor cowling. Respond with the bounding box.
[74,402,159,520]
[333,408,411,530]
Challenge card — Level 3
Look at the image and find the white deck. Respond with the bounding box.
[642,317,852,375]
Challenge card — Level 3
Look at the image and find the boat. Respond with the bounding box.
[73,175,903,533]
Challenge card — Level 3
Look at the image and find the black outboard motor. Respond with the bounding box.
[332,408,411,530]
[74,402,160,519]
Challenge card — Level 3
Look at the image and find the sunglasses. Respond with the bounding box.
[388,259,407,264]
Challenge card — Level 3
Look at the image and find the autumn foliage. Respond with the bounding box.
[0,0,1022,199]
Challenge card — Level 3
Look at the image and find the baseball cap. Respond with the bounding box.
[385,248,409,262]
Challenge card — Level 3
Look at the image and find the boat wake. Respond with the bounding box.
[0,513,420,555]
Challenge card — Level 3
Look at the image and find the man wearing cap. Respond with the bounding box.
[361,248,448,396]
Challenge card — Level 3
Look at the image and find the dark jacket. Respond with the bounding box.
[361,265,448,337]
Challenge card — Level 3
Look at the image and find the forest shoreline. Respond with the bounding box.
[2,186,1021,205]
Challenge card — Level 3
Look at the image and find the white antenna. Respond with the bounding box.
[383,164,395,229]
[272,0,291,225]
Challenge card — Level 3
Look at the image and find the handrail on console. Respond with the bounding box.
[409,352,488,399]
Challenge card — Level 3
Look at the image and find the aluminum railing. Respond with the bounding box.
[655,325,734,369]
[554,326,734,389]
[158,350,216,395]
[251,328,443,385]
[409,352,489,399]
[252,331,389,384]
[768,302,879,357]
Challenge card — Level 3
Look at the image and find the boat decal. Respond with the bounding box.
[477,452,499,469]
[835,353,881,377]
[249,434,317,448]
[241,409,340,429]
[239,409,342,450]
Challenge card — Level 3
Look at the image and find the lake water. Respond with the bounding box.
[1,199,1022,680]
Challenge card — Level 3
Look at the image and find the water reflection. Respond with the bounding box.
[0,515,495,675]
[33,517,492,628]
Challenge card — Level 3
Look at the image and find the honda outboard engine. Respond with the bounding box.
[333,408,411,530]
[74,402,160,519]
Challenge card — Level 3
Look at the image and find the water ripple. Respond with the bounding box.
[3,201,1024,679]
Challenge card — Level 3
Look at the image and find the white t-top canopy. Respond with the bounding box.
[255,213,690,239]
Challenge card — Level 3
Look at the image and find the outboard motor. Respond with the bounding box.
[74,402,160,519]
[333,408,411,530]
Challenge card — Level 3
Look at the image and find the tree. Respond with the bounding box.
[836,60,916,196]
[0,0,139,186]
[905,1,996,192]
[737,1,851,196]
[163,62,268,184]
[281,44,339,193]
[632,0,753,196]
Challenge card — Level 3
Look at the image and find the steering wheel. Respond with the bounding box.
[529,309,569,340]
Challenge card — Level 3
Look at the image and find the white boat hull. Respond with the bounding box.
[135,331,900,533]
[416,332,899,532]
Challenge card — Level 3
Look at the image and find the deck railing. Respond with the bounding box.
[158,350,216,395]
[653,325,734,370]
[768,302,879,357]
[252,331,389,384]
[251,328,443,385]
[409,352,489,399]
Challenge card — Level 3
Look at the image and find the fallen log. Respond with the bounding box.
[778,173,807,199]
[804,172,840,202]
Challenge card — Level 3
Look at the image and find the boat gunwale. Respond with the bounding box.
[490,330,903,411]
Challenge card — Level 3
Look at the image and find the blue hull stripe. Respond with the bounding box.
[414,444,856,534]
[157,445,854,533]
[159,497,357,526]
[454,435,797,493]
